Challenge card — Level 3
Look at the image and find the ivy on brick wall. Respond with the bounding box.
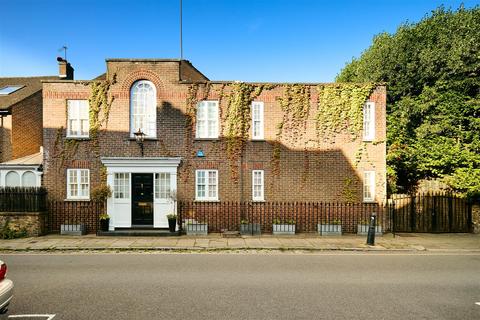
[315,83,375,142]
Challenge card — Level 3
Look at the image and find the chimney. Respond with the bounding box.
[57,57,74,80]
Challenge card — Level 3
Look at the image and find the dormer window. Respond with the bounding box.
[130,80,157,138]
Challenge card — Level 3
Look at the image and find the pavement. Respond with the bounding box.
[0,233,479,252]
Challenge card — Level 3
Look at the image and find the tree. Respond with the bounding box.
[337,6,480,196]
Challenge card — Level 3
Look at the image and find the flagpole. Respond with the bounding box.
[180,0,183,60]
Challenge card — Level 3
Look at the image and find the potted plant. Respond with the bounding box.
[272,218,296,235]
[99,214,110,232]
[91,184,112,232]
[318,218,342,236]
[167,214,177,232]
[357,218,383,236]
[240,219,261,235]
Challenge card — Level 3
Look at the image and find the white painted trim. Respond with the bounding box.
[252,170,264,201]
[66,169,90,200]
[363,102,375,141]
[102,158,181,230]
[66,100,90,138]
[130,80,157,138]
[195,169,219,201]
[195,100,219,139]
[251,101,264,140]
[0,169,42,187]
[363,171,375,202]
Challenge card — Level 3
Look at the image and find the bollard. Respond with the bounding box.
[366,212,377,246]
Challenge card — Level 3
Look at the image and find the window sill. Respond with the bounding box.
[251,139,266,142]
[252,199,266,202]
[194,199,220,202]
[194,138,220,141]
[362,139,374,142]
[363,200,377,204]
[127,137,158,141]
[64,198,91,202]
[66,137,90,141]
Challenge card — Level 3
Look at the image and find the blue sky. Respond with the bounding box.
[1,0,478,82]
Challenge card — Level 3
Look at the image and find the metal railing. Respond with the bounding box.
[178,201,389,235]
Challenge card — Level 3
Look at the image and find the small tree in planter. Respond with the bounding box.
[91,184,112,232]
[272,218,296,235]
[318,218,342,236]
[240,219,261,235]
[166,214,177,232]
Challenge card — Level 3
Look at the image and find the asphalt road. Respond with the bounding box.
[1,252,479,320]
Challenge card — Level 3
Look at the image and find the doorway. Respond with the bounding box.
[131,173,154,226]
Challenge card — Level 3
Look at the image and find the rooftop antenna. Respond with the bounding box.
[180,0,183,60]
[58,45,68,61]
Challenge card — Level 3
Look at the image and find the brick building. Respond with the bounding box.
[0,58,74,187]
[42,59,386,230]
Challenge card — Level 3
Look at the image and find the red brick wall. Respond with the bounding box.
[42,61,387,204]
[11,91,43,159]
[0,91,43,162]
[0,114,12,162]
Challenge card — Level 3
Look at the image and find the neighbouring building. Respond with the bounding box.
[42,58,386,231]
[0,58,74,187]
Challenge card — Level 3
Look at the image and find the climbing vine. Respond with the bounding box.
[88,75,116,157]
[315,83,375,141]
[276,84,311,144]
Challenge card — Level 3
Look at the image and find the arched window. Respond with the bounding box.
[22,171,36,187]
[5,171,20,187]
[130,80,156,138]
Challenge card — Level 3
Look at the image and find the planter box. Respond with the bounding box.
[60,224,86,236]
[186,223,208,236]
[357,224,383,236]
[240,223,261,235]
[318,224,342,236]
[272,224,295,235]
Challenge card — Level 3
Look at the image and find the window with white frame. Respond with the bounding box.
[363,102,375,141]
[114,173,129,199]
[252,170,264,201]
[155,173,171,200]
[196,101,219,139]
[130,80,157,138]
[5,171,20,187]
[363,171,375,202]
[195,170,218,201]
[251,101,264,140]
[67,169,90,199]
[67,100,89,138]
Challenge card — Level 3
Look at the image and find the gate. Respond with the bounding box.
[391,193,472,233]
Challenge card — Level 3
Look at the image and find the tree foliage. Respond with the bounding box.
[337,6,480,196]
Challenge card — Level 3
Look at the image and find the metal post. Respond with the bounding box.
[366,212,377,246]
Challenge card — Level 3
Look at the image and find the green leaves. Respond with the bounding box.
[337,5,480,195]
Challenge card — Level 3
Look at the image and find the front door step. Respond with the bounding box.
[98,229,179,237]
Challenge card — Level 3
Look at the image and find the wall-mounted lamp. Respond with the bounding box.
[133,128,146,157]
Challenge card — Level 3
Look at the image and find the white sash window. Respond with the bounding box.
[196,101,219,139]
[67,169,90,200]
[363,102,375,141]
[363,171,375,202]
[252,170,264,201]
[67,100,89,138]
[130,80,157,138]
[251,101,264,140]
[196,170,218,201]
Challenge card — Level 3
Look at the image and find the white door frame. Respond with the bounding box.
[101,157,181,230]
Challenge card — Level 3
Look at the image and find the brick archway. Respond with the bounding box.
[120,69,164,98]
